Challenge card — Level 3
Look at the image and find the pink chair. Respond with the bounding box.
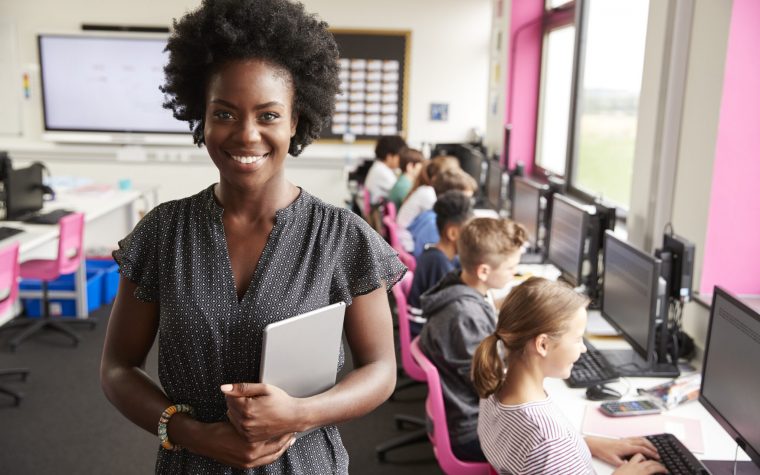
[382,214,417,273]
[384,201,398,222]
[7,213,93,351]
[376,274,428,461]
[361,185,372,218]
[0,242,29,405]
[410,337,492,475]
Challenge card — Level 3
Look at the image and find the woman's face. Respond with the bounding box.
[204,59,297,190]
[544,307,588,379]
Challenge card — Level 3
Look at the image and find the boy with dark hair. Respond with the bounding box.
[418,217,527,463]
[364,135,407,204]
[408,191,473,326]
[387,148,424,208]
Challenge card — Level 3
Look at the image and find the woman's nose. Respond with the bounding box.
[239,118,261,144]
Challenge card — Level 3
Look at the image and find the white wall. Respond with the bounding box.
[0,0,491,150]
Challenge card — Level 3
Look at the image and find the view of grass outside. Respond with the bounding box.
[574,95,638,207]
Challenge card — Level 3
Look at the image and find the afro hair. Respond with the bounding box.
[160,0,341,156]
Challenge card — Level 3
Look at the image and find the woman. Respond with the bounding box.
[100,0,404,473]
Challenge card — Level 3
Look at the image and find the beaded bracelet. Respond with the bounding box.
[158,404,195,451]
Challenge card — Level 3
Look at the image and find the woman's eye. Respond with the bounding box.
[213,110,234,120]
[260,112,279,122]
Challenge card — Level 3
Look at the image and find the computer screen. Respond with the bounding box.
[38,34,187,135]
[547,194,588,286]
[510,177,542,248]
[484,159,503,210]
[5,165,44,220]
[431,143,485,185]
[700,287,760,468]
[601,231,661,360]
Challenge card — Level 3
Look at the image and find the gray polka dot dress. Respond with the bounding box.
[113,185,406,474]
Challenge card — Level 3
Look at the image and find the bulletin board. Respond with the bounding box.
[325,29,410,142]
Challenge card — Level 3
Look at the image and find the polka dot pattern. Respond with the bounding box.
[113,185,406,474]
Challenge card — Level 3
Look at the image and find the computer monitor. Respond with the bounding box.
[430,143,486,185]
[483,159,503,210]
[547,194,588,287]
[4,165,44,221]
[510,177,543,250]
[699,287,760,473]
[599,231,678,377]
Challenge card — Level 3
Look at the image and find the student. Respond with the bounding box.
[364,135,407,204]
[418,217,526,462]
[472,277,666,475]
[404,168,479,255]
[395,155,460,244]
[387,148,424,209]
[100,0,404,473]
[407,190,473,335]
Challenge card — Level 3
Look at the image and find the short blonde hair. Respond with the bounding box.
[457,218,527,272]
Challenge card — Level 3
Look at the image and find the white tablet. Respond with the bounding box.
[259,302,346,398]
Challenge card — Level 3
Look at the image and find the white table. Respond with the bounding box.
[0,187,149,325]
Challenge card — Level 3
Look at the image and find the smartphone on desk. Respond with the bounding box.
[599,399,661,417]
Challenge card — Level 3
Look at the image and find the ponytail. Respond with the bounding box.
[471,334,506,399]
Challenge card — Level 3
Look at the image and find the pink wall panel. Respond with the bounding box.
[506,0,543,175]
[700,0,760,295]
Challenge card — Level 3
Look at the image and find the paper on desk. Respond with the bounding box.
[585,311,619,336]
[582,405,704,453]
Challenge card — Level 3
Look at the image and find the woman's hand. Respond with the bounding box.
[221,382,304,442]
[612,453,668,474]
[586,436,660,467]
[194,421,295,469]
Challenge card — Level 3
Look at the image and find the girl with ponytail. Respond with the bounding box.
[472,277,666,474]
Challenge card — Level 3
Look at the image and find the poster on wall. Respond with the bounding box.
[326,30,409,142]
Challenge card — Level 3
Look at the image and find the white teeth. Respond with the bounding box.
[230,154,267,164]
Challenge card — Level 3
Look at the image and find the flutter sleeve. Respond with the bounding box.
[112,205,164,302]
[330,211,407,306]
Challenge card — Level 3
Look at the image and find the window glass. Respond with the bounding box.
[572,0,650,208]
[535,25,575,176]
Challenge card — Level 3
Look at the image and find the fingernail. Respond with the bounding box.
[220,384,233,392]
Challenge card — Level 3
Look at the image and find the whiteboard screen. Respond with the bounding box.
[38,35,188,134]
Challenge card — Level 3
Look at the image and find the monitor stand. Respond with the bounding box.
[702,460,760,475]
[599,348,680,378]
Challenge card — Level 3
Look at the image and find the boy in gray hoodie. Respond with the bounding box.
[419,217,526,462]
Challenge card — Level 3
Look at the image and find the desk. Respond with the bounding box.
[0,187,149,326]
[547,335,752,473]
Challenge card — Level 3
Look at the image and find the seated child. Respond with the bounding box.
[407,190,473,335]
[387,148,424,209]
[402,168,478,254]
[418,217,526,462]
[472,277,666,475]
[364,135,406,204]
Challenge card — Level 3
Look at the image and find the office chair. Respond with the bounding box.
[0,242,30,405]
[376,277,428,461]
[410,337,492,475]
[382,214,417,272]
[5,213,94,351]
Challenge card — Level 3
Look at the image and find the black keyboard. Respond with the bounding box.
[646,433,710,474]
[565,338,620,387]
[22,209,73,225]
[0,226,24,240]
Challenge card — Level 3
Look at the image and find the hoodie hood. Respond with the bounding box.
[420,270,492,318]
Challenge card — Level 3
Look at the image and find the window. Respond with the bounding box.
[570,0,650,208]
[535,25,575,176]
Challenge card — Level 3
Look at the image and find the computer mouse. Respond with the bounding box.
[585,384,622,401]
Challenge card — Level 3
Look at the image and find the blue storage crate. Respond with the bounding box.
[86,258,120,304]
[21,269,105,318]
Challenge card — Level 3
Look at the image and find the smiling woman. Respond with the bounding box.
[99,1,406,474]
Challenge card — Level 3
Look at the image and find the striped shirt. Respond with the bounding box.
[478,394,594,475]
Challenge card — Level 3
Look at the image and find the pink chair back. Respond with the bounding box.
[392,279,425,383]
[382,215,417,272]
[410,337,492,475]
[56,212,85,275]
[384,201,397,221]
[362,186,372,218]
[0,242,20,316]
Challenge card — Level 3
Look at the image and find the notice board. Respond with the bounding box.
[325,29,410,142]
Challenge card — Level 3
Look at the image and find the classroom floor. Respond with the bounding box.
[0,304,442,474]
